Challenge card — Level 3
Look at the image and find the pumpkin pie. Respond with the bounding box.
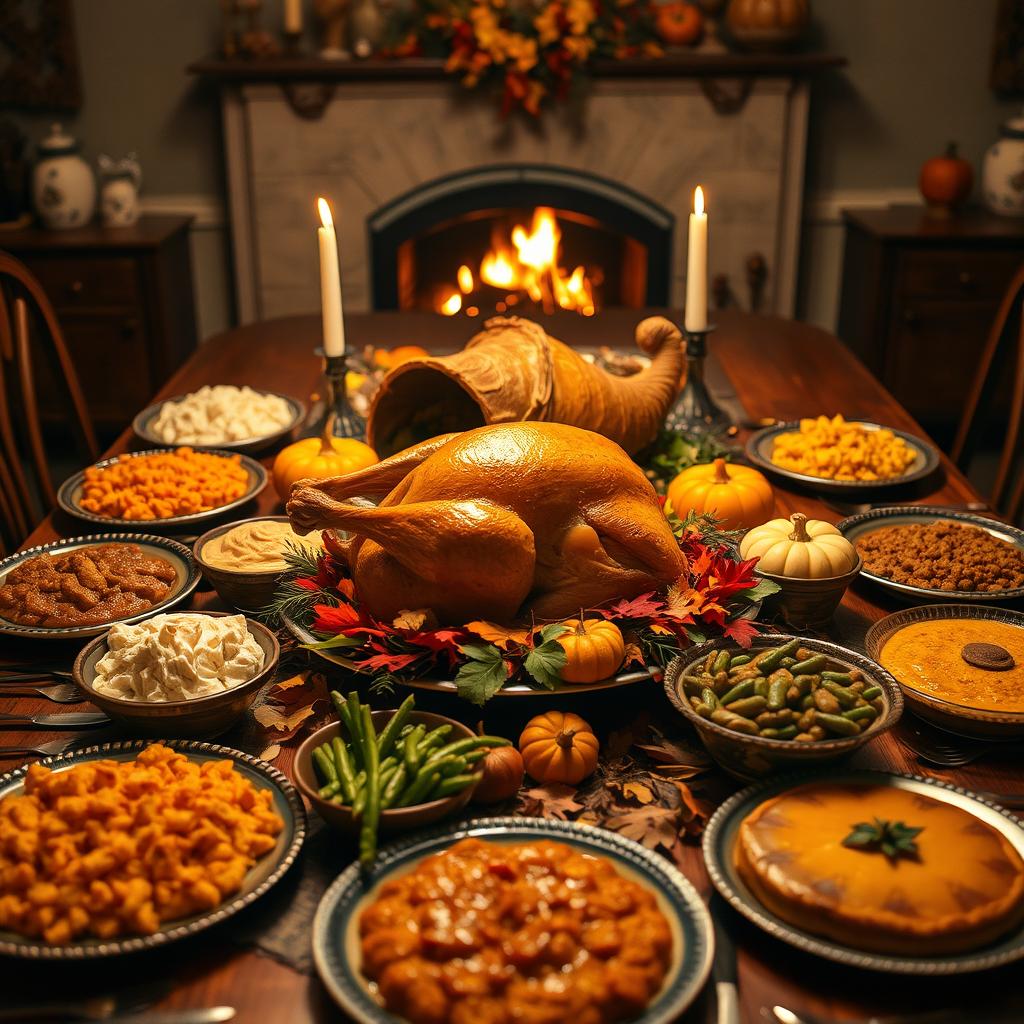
[735,782,1024,955]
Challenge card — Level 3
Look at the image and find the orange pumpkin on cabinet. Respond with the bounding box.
[919,142,973,215]
[655,2,703,45]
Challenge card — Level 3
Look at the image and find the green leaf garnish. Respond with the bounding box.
[843,818,923,862]
[454,643,509,706]
[523,623,569,689]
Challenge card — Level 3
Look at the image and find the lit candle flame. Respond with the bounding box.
[694,186,704,217]
[457,264,474,293]
[440,291,462,316]
[317,197,334,229]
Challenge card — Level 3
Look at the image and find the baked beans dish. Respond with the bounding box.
[359,837,674,1024]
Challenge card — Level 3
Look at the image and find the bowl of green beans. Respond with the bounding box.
[293,691,510,866]
[664,635,903,781]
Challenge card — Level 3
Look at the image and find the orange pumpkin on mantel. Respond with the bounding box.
[667,457,774,530]
[519,711,599,786]
[655,2,704,46]
[919,143,973,216]
[725,0,809,50]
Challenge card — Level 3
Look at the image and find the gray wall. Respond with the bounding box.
[9,0,1021,334]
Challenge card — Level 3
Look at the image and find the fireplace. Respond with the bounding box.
[368,165,674,316]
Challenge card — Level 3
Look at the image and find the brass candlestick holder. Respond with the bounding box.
[306,349,366,440]
[667,325,731,435]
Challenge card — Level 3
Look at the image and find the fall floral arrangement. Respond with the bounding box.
[270,511,778,705]
[391,0,664,116]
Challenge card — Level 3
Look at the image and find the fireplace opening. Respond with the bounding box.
[369,165,674,315]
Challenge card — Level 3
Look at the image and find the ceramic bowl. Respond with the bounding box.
[73,612,280,739]
[755,556,862,628]
[865,604,1024,739]
[664,633,902,781]
[193,516,317,613]
[294,711,481,834]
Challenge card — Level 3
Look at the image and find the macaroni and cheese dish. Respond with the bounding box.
[360,837,673,1024]
[151,385,295,445]
[769,415,917,482]
[79,448,251,521]
[0,744,283,945]
[93,613,265,703]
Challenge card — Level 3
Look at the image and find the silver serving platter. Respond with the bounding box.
[865,603,1024,739]
[57,449,268,533]
[0,739,306,959]
[745,419,940,494]
[703,768,1024,975]
[132,389,305,455]
[838,506,1024,604]
[0,534,200,640]
[313,816,714,1024]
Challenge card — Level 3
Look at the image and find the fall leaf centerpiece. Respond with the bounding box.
[269,509,777,704]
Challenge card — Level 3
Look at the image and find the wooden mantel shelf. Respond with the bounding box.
[189,51,844,84]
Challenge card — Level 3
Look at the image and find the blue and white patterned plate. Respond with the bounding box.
[0,739,306,959]
[313,816,714,1024]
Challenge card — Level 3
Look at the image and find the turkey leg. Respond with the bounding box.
[287,492,537,623]
[289,433,459,503]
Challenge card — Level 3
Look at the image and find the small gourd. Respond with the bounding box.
[272,424,377,501]
[519,711,599,785]
[739,512,858,578]
[667,457,774,531]
[557,618,625,684]
[472,746,525,803]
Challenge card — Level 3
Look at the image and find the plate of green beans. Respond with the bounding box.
[292,691,511,868]
[664,635,903,781]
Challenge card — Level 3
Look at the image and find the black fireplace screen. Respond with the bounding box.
[368,165,674,313]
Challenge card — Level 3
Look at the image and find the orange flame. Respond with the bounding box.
[434,207,598,316]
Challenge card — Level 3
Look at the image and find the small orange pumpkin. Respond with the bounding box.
[667,457,774,530]
[655,1,703,46]
[472,746,525,803]
[519,711,599,785]
[557,618,625,684]
[272,424,377,501]
[374,345,430,369]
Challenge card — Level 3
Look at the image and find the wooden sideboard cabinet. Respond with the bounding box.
[0,215,198,439]
[837,205,1024,446]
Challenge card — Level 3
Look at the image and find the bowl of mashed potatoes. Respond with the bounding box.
[73,611,280,738]
[194,516,326,612]
[134,385,305,454]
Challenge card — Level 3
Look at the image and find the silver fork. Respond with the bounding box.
[0,683,85,704]
[0,736,80,759]
[900,727,1024,767]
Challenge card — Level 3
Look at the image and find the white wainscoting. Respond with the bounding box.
[143,187,924,343]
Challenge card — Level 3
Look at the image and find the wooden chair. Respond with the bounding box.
[951,263,1024,522]
[0,251,99,554]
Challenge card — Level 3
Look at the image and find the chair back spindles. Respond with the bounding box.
[0,250,99,547]
[951,265,1024,519]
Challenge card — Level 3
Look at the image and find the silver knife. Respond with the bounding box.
[0,711,110,729]
[711,897,741,1024]
[102,1009,235,1024]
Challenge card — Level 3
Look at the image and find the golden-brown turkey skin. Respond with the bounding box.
[287,422,686,625]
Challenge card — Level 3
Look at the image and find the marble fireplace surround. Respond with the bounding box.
[217,71,814,323]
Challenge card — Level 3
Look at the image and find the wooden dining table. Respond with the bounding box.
[1,308,1021,1024]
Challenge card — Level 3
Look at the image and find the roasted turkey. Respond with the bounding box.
[287,422,687,624]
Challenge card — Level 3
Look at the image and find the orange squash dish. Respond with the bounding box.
[359,837,673,1024]
[879,619,1024,714]
[735,782,1024,955]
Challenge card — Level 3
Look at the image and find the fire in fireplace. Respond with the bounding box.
[368,165,674,316]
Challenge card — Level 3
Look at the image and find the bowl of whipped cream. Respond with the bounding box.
[133,385,305,454]
[74,611,280,738]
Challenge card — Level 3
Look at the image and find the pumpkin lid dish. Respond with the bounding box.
[735,782,1024,956]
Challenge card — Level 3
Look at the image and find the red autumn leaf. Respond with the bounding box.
[312,602,362,633]
[599,591,665,620]
[294,577,319,592]
[354,651,421,673]
[722,616,760,647]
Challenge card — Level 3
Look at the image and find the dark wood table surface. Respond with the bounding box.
[1,309,1020,1023]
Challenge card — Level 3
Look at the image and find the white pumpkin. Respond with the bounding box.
[739,513,857,579]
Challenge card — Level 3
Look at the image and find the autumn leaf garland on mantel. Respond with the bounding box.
[269,510,778,705]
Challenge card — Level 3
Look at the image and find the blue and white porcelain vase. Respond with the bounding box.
[983,111,1024,218]
[32,124,96,230]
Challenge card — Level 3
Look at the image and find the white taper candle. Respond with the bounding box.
[684,185,708,333]
[317,197,345,357]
